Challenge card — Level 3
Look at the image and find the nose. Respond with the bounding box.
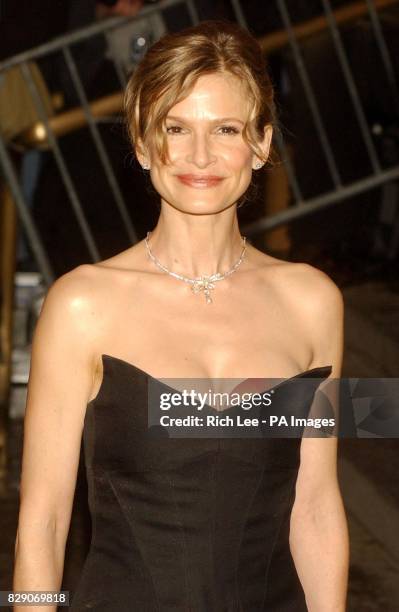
[186,131,217,168]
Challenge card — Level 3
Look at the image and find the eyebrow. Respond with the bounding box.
[166,115,245,125]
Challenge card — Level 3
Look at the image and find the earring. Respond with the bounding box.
[142,161,150,170]
[254,161,263,170]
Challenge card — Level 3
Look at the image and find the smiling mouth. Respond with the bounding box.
[176,175,225,188]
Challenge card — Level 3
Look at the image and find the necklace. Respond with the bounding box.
[144,231,247,304]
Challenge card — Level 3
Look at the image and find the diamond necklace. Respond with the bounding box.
[144,231,247,304]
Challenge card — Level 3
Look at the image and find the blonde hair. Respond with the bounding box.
[124,20,278,168]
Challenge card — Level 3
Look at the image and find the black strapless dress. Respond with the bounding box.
[71,354,332,611]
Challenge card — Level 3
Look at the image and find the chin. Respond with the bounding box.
[174,198,232,215]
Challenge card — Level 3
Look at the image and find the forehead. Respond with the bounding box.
[167,72,250,121]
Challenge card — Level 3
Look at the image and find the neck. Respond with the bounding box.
[146,212,245,278]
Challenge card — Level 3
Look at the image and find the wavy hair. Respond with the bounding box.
[125,20,278,163]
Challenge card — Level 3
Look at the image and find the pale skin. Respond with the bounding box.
[14,73,349,611]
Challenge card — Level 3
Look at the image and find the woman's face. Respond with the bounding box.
[142,72,272,215]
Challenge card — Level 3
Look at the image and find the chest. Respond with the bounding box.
[104,281,313,380]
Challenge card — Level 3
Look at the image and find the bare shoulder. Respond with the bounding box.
[39,241,150,337]
[254,249,343,314]
[282,262,344,372]
[282,258,343,316]
[41,263,102,316]
[253,251,344,372]
[35,263,112,351]
[281,261,343,312]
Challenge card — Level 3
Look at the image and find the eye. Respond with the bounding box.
[218,126,240,135]
[166,125,184,134]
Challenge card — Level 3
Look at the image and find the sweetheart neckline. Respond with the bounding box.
[87,353,333,408]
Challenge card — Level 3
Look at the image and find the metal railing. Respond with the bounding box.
[0,0,200,283]
[1,0,398,277]
[243,0,399,234]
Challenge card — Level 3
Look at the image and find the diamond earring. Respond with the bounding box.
[254,161,263,169]
[142,161,150,170]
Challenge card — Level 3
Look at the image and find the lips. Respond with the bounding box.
[176,175,225,188]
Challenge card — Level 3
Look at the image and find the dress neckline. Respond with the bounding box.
[87,353,333,409]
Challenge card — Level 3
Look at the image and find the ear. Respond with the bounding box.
[135,138,150,167]
[252,124,273,169]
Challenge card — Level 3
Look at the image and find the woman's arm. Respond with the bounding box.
[290,438,349,611]
[13,265,99,611]
[289,266,349,611]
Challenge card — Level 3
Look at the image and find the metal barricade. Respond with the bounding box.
[1,0,399,274]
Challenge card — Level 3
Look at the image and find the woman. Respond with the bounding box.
[14,20,349,611]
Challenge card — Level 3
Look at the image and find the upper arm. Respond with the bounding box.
[295,263,344,377]
[292,265,344,511]
[18,264,99,545]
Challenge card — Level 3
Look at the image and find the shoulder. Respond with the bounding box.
[282,261,344,317]
[39,238,152,329]
[36,263,112,341]
[254,249,343,315]
[41,264,100,314]
[256,256,344,372]
[249,246,343,317]
[285,263,344,373]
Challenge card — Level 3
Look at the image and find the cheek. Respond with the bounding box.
[161,140,186,162]
[223,145,253,170]
[150,144,252,185]
[150,165,178,199]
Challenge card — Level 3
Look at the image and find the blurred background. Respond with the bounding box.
[0,0,399,609]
